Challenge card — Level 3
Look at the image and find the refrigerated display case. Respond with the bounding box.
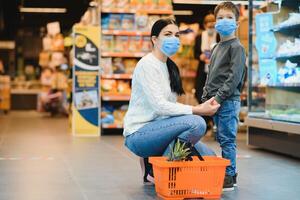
[246,0,300,158]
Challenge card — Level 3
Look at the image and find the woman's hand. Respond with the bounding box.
[200,53,206,61]
[192,97,220,116]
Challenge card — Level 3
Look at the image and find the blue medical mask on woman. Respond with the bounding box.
[215,18,237,37]
[159,36,180,57]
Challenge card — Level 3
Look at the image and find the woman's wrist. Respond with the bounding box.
[192,105,203,115]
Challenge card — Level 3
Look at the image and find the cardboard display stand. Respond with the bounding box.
[72,25,100,136]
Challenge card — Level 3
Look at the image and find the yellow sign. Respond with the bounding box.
[72,25,100,137]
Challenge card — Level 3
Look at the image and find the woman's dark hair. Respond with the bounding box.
[151,18,185,96]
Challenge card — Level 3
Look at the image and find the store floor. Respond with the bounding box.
[0,111,300,200]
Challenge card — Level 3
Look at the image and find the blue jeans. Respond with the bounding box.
[125,115,215,158]
[213,100,241,176]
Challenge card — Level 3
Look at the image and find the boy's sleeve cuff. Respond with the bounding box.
[215,95,223,104]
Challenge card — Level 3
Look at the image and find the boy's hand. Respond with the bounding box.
[204,59,210,64]
[211,99,219,106]
[192,97,220,116]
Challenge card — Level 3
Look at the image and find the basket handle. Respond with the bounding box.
[176,138,204,161]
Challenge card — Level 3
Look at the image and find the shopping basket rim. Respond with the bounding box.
[149,156,230,167]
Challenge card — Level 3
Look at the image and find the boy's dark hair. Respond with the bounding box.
[214,1,240,20]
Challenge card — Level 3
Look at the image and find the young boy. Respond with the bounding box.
[201,2,246,191]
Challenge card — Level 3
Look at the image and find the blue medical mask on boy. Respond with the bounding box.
[159,36,180,57]
[215,18,237,37]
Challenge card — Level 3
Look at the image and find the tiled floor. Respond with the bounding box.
[0,111,300,200]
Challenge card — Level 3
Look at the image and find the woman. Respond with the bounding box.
[123,19,220,184]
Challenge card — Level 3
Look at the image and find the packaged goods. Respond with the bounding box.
[128,36,142,52]
[141,36,152,52]
[114,36,129,52]
[109,14,122,30]
[101,57,113,74]
[102,35,114,52]
[121,14,135,30]
[135,14,149,31]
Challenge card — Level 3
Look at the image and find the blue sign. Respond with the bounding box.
[255,13,277,59]
[259,59,278,86]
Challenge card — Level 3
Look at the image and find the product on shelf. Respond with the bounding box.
[123,59,138,74]
[109,14,122,30]
[112,58,126,73]
[278,60,300,84]
[101,104,115,124]
[47,21,61,37]
[116,0,129,8]
[114,36,129,52]
[52,34,65,51]
[50,52,65,68]
[276,38,300,57]
[102,0,116,9]
[43,36,52,51]
[121,14,135,30]
[102,35,114,52]
[101,79,131,95]
[128,36,142,52]
[101,57,113,74]
[141,36,152,52]
[39,52,51,67]
[144,0,157,9]
[0,75,11,111]
[101,15,110,30]
[130,0,144,9]
[135,14,149,31]
[113,105,128,125]
[101,79,118,94]
[101,104,128,126]
[157,0,172,10]
[274,13,300,29]
[117,80,131,94]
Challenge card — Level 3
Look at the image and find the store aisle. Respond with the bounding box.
[0,112,300,200]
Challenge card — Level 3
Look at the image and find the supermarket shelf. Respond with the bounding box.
[101,52,146,57]
[101,8,173,14]
[102,95,131,101]
[101,74,132,80]
[276,54,300,61]
[272,24,300,32]
[269,83,300,87]
[102,124,123,129]
[102,30,150,36]
[245,116,300,135]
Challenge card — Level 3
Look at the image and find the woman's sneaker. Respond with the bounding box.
[140,158,154,185]
[223,175,234,192]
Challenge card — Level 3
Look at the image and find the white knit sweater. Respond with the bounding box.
[123,53,193,137]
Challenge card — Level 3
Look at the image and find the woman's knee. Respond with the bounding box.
[185,115,207,134]
[178,115,207,143]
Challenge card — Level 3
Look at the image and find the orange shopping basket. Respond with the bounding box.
[149,156,230,200]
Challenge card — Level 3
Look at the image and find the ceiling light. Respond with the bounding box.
[19,7,67,13]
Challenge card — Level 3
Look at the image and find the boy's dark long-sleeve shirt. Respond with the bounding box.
[201,38,246,104]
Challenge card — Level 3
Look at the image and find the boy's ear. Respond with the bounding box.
[236,20,240,28]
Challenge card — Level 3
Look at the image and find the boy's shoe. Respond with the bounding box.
[140,158,155,185]
[223,175,234,192]
[233,173,237,187]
